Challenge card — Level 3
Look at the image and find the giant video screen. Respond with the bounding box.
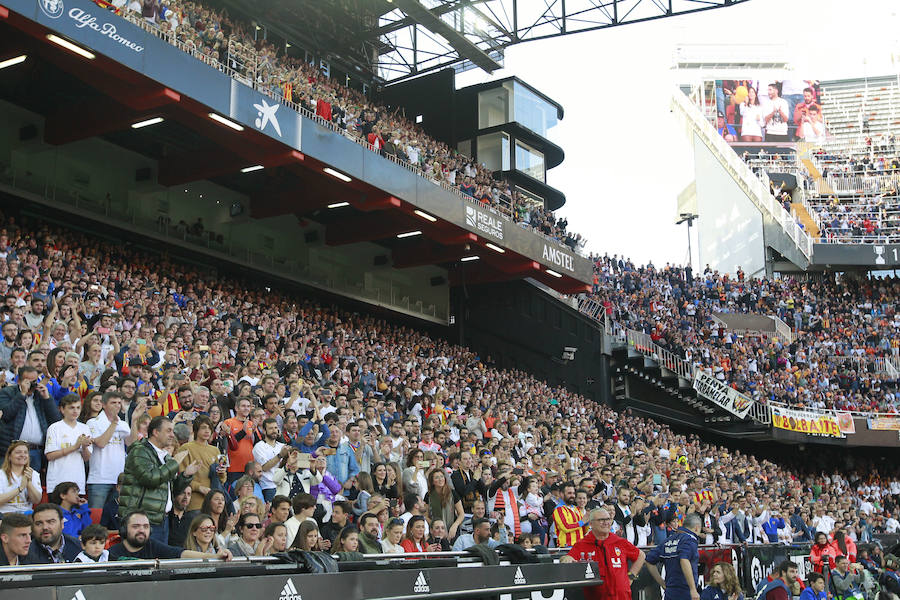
[714,79,825,144]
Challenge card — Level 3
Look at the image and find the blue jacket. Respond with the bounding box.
[25,534,82,564]
[800,587,826,600]
[646,527,700,600]
[325,442,360,485]
[61,503,92,538]
[761,517,785,543]
[0,384,62,458]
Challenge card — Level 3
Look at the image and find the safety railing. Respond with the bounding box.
[113,9,587,258]
[814,172,900,195]
[624,329,695,381]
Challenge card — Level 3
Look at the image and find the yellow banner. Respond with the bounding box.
[868,416,900,431]
[772,407,844,438]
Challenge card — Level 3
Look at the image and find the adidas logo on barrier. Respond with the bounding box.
[279,578,302,600]
[585,564,595,579]
[414,571,430,593]
[514,567,527,585]
[72,590,87,600]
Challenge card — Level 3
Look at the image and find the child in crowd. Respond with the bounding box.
[74,524,110,563]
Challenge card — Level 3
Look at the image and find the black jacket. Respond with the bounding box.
[613,504,647,545]
[451,469,485,513]
[26,534,82,564]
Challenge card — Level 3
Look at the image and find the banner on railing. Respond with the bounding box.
[771,406,844,438]
[868,415,900,431]
[693,371,753,418]
[836,412,855,434]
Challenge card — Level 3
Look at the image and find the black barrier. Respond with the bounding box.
[0,558,602,600]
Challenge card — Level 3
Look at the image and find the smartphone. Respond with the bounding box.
[136,338,146,345]
[296,453,311,469]
[199,345,209,351]
[97,327,110,334]
[418,460,431,469]
[653,474,662,485]
[512,468,524,475]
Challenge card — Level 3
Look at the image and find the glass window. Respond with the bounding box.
[513,82,558,137]
[478,83,513,129]
[515,140,544,181]
[476,133,510,172]
[457,139,472,158]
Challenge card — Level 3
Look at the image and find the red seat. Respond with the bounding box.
[90,508,103,524]
[39,489,49,505]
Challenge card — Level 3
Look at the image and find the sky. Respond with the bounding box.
[454,0,900,268]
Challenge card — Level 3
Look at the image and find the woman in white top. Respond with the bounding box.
[0,441,42,514]
[739,86,764,142]
[381,518,405,553]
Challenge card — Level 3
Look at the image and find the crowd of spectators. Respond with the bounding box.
[586,254,900,414]
[96,0,586,254]
[0,214,898,570]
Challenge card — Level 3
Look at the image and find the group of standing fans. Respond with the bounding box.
[587,254,900,414]
[0,215,895,600]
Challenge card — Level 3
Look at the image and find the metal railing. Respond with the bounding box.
[671,89,814,259]
[114,10,587,258]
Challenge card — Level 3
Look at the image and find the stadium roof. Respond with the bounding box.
[214,0,753,82]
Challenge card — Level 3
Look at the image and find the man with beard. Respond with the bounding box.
[553,482,586,547]
[108,511,232,560]
[0,320,17,371]
[26,503,82,563]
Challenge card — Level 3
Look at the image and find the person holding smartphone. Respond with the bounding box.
[0,366,62,471]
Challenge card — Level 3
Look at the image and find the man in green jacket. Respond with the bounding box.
[119,416,201,544]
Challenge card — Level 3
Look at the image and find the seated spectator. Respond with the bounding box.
[168,482,198,547]
[701,563,744,600]
[74,524,109,563]
[452,517,499,551]
[0,512,33,566]
[49,482,91,538]
[333,525,360,553]
[258,522,288,556]
[400,515,438,554]
[290,520,320,552]
[227,512,264,557]
[199,490,236,550]
[357,513,383,554]
[0,440,41,514]
[184,514,226,555]
[382,518,405,554]
[27,503,82,563]
[108,511,231,561]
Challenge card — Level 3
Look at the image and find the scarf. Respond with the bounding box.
[428,489,455,530]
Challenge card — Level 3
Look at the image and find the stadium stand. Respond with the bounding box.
[584,255,900,414]
[820,76,900,148]
[0,212,896,570]
[91,0,587,254]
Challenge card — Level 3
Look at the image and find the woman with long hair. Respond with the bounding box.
[184,514,223,554]
[381,518,405,554]
[372,462,397,500]
[701,562,743,600]
[333,525,360,553]
[354,471,374,516]
[0,441,41,514]
[200,489,237,549]
[424,469,463,539]
[400,515,439,554]
[402,448,429,500]
[739,86,764,142]
[830,530,857,563]
[78,391,103,423]
[291,520,320,551]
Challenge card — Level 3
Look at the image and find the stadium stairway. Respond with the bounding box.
[603,325,771,439]
[790,201,821,238]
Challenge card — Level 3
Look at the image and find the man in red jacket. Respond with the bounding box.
[561,507,647,600]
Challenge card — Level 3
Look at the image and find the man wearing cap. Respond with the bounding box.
[562,507,647,600]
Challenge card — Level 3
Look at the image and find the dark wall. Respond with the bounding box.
[454,280,608,403]
[378,69,457,146]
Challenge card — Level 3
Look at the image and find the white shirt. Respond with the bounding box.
[45,419,92,493]
[87,412,131,484]
[148,440,173,513]
[253,439,285,490]
[885,517,900,533]
[0,469,41,513]
[20,395,43,445]
[812,514,836,534]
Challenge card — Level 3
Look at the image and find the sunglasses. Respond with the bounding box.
[243,523,263,529]
[197,526,217,533]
